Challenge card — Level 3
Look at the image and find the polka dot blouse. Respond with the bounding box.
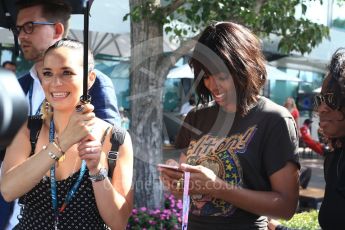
[15,169,109,229]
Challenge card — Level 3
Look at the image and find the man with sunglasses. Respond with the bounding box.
[3,1,121,229]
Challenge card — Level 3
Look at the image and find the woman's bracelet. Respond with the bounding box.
[53,137,66,155]
[42,144,61,161]
[48,151,60,161]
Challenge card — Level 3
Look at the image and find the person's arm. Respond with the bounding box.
[1,105,96,201]
[80,130,133,230]
[210,161,299,219]
[90,70,121,126]
[0,122,58,201]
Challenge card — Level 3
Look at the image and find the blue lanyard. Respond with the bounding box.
[49,119,87,229]
[28,81,43,115]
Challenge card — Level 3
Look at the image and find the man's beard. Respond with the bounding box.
[23,47,45,62]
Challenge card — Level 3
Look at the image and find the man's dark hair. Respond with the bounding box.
[16,0,72,37]
[304,119,313,125]
[189,21,267,116]
[2,61,16,68]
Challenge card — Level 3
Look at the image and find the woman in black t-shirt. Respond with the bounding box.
[159,21,300,230]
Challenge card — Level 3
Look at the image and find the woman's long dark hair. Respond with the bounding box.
[189,21,267,116]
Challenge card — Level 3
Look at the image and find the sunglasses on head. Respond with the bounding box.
[314,93,340,110]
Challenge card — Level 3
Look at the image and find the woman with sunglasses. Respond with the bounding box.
[268,48,345,230]
[317,48,345,230]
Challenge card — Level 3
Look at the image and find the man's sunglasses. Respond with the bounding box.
[13,21,55,36]
[314,93,340,110]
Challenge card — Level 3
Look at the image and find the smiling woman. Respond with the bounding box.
[0,39,133,230]
[41,39,95,112]
[159,21,300,230]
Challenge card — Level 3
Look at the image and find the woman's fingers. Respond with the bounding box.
[159,167,184,180]
[180,163,204,173]
[160,173,183,194]
[75,103,94,114]
[78,140,101,152]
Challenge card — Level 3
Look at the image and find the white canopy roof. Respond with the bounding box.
[266,65,301,82]
[167,64,193,79]
[167,63,302,82]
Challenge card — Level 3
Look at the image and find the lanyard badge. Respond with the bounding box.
[182,172,190,230]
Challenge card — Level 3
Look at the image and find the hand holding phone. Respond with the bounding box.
[157,163,182,171]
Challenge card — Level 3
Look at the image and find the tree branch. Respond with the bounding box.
[161,0,186,17]
[254,0,268,14]
[158,33,201,85]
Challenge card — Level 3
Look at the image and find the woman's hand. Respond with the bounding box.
[158,159,184,196]
[159,160,221,197]
[78,138,103,174]
[58,103,96,151]
[180,163,220,196]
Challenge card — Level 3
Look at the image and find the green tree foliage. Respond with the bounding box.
[125,0,332,55]
[280,210,320,230]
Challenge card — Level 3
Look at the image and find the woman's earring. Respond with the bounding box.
[45,99,51,113]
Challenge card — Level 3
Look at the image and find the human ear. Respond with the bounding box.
[53,22,64,39]
[87,71,96,89]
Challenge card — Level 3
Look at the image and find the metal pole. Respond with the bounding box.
[82,0,90,102]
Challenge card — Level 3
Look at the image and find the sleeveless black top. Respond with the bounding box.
[16,169,109,229]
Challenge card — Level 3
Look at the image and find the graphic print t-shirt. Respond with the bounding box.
[175,97,299,219]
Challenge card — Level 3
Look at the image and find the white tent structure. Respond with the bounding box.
[266,65,301,82]
[313,87,321,93]
[0,0,178,58]
[167,63,302,81]
[167,64,193,79]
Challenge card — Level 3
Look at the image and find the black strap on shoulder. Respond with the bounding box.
[27,115,43,156]
[18,73,33,95]
[108,125,126,178]
[18,115,42,206]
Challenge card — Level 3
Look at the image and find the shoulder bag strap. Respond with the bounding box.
[108,125,126,178]
[27,115,43,156]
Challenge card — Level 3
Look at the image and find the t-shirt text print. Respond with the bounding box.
[186,126,257,217]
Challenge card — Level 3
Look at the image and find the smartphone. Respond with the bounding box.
[157,163,181,171]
